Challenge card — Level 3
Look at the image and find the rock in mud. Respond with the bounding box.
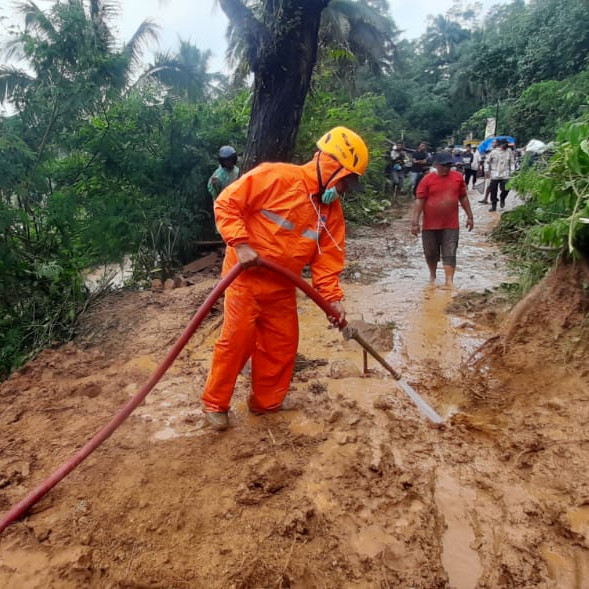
[151,278,164,291]
[329,360,362,378]
[280,503,317,538]
[308,380,328,395]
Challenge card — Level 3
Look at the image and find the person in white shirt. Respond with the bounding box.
[484,139,515,211]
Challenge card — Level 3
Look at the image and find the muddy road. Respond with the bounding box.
[1,189,589,588]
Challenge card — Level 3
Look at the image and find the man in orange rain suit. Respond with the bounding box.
[201,127,369,430]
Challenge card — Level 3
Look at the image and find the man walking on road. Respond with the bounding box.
[411,151,474,288]
[409,142,430,197]
[485,139,515,211]
[461,144,477,189]
[201,127,369,430]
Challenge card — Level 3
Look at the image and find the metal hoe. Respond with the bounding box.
[342,325,443,424]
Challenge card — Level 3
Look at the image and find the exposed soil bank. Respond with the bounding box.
[1,190,588,588]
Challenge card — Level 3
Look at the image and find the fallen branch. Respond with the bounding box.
[463,334,501,367]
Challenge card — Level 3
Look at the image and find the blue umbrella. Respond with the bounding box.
[478,136,516,154]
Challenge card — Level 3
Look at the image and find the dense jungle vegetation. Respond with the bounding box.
[0,0,588,377]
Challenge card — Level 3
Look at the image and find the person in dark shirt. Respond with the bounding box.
[451,148,464,173]
[409,142,429,196]
[461,144,477,189]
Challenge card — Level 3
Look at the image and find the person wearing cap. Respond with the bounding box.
[201,127,369,430]
[207,145,240,201]
[411,151,474,288]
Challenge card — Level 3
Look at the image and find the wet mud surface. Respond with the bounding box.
[1,190,589,588]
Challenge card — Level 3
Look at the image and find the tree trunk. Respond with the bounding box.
[219,0,330,171]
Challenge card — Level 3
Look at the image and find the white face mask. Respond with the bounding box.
[321,186,340,204]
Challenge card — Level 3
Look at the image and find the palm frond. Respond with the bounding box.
[2,38,27,63]
[88,0,119,53]
[134,41,224,101]
[13,0,59,42]
[0,66,34,103]
[328,0,397,35]
[321,0,397,73]
[123,19,161,71]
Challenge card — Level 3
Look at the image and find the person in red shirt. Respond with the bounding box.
[411,151,474,288]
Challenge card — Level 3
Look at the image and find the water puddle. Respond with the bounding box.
[350,524,397,558]
[566,506,589,538]
[153,426,179,440]
[289,415,325,436]
[84,256,134,292]
[540,545,588,588]
[435,468,482,589]
[402,287,458,369]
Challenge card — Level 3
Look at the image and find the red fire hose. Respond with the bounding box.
[0,257,344,533]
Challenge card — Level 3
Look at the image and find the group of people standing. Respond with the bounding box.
[386,141,430,196]
[387,139,516,213]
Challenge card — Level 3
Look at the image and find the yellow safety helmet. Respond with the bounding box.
[316,126,369,175]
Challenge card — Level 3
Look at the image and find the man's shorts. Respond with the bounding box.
[421,229,459,267]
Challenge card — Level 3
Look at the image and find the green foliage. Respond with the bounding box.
[491,201,556,296]
[0,83,250,378]
[507,119,589,261]
[0,1,251,379]
[0,196,89,378]
[404,99,456,147]
[459,106,496,141]
[504,69,589,143]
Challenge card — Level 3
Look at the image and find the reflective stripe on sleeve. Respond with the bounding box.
[260,209,295,230]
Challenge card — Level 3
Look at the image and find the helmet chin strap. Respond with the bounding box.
[315,152,343,196]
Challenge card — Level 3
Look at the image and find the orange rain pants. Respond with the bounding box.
[201,281,298,413]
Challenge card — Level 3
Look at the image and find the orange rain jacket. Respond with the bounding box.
[202,153,348,413]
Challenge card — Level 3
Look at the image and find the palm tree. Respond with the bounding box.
[136,41,227,102]
[320,0,398,75]
[0,0,161,217]
[219,0,397,171]
[422,15,470,63]
[0,0,160,111]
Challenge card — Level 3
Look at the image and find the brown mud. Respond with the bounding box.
[1,190,589,588]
